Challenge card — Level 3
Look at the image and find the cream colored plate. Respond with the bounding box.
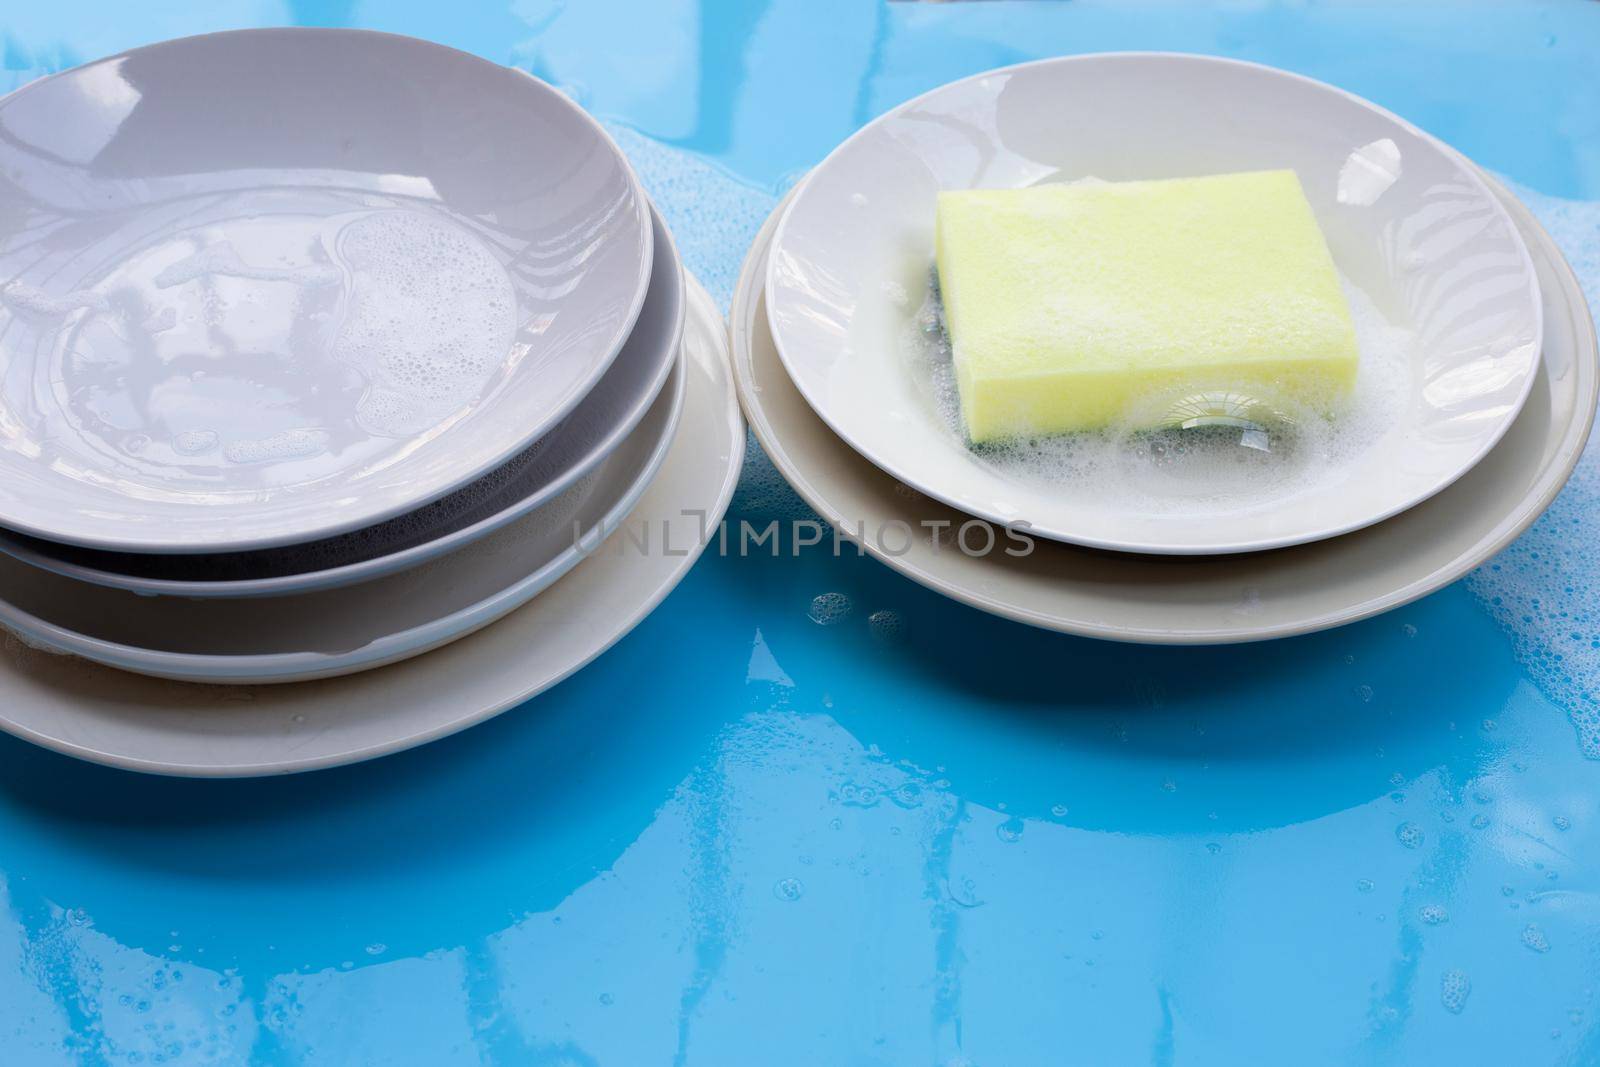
[0,278,742,773]
[737,179,1595,643]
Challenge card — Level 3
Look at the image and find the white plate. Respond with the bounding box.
[0,208,685,598]
[766,53,1543,554]
[740,178,1595,642]
[0,28,652,553]
[0,277,742,773]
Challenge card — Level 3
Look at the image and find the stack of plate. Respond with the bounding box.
[739,53,1598,643]
[0,30,743,771]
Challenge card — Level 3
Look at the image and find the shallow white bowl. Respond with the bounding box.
[0,29,652,552]
[767,53,1543,554]
[0,208,685,597]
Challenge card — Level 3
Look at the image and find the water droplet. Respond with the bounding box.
[891,782,923,809]
[1356,878,1375,893]
[1471,814,1491,830]
[1050,803,1068,818]
[1554,815,1572,831]
[1205,842,1222,855]
[1420,904,1449,925]
[949,877,983,908]
[773,877,805,902]
[1522,924,1551,953]
[1441,969,1471,1014]
[598,992,614,1006]
[995,817,1024,843]
[1356,684,1374,702]
[1395,822,1425,849]
[808,591,853,625]
[364,943,386,956]
[837,781,880,808]
[867,609,903,640]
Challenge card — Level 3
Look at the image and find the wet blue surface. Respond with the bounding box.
[3,2,1600,1064]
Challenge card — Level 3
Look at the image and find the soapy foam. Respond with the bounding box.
[330,210,517,438]
[171,429,219,456]
[905,267,1415,518]
[223,427,329,465]
[604,123,777,308]
[1463,177,1600,759]
[1440,969,1471,1014]
[1,282,107,318]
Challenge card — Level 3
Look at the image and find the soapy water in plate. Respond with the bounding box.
[898,267,1415,517]
[0,192,518,495]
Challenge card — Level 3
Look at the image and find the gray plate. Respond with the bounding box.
[732,176,1598,643]
[0,278,742,773]
[0,28,652,552]
[0,209,684,598]
[0,347,686,684]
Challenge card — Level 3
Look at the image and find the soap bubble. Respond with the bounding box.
[1440,970,1471,1014]
[808,592,853,625]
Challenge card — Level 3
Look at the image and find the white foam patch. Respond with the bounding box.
[0,281,107,318]
[908,269,1415,517]
[223,427,328,464]
[1462,177,1600,757]
[603,123,778,309]
[171,429,218,456]
[330,210,517,437]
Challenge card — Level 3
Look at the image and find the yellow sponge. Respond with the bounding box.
[934,170,1359,442]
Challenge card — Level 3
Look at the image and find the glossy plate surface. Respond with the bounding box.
[0,346,684,684]
[0,209,685,597]
[743,179,1596,641]
[0,28,652,552]
[767,53,1544,553]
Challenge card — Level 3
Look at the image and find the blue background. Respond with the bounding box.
[3,2,1600,1064]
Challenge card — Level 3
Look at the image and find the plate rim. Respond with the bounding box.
[738,176,1598,644]
[763,51,1546,555]
[0,26,655,554]
[0,277,744,774]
